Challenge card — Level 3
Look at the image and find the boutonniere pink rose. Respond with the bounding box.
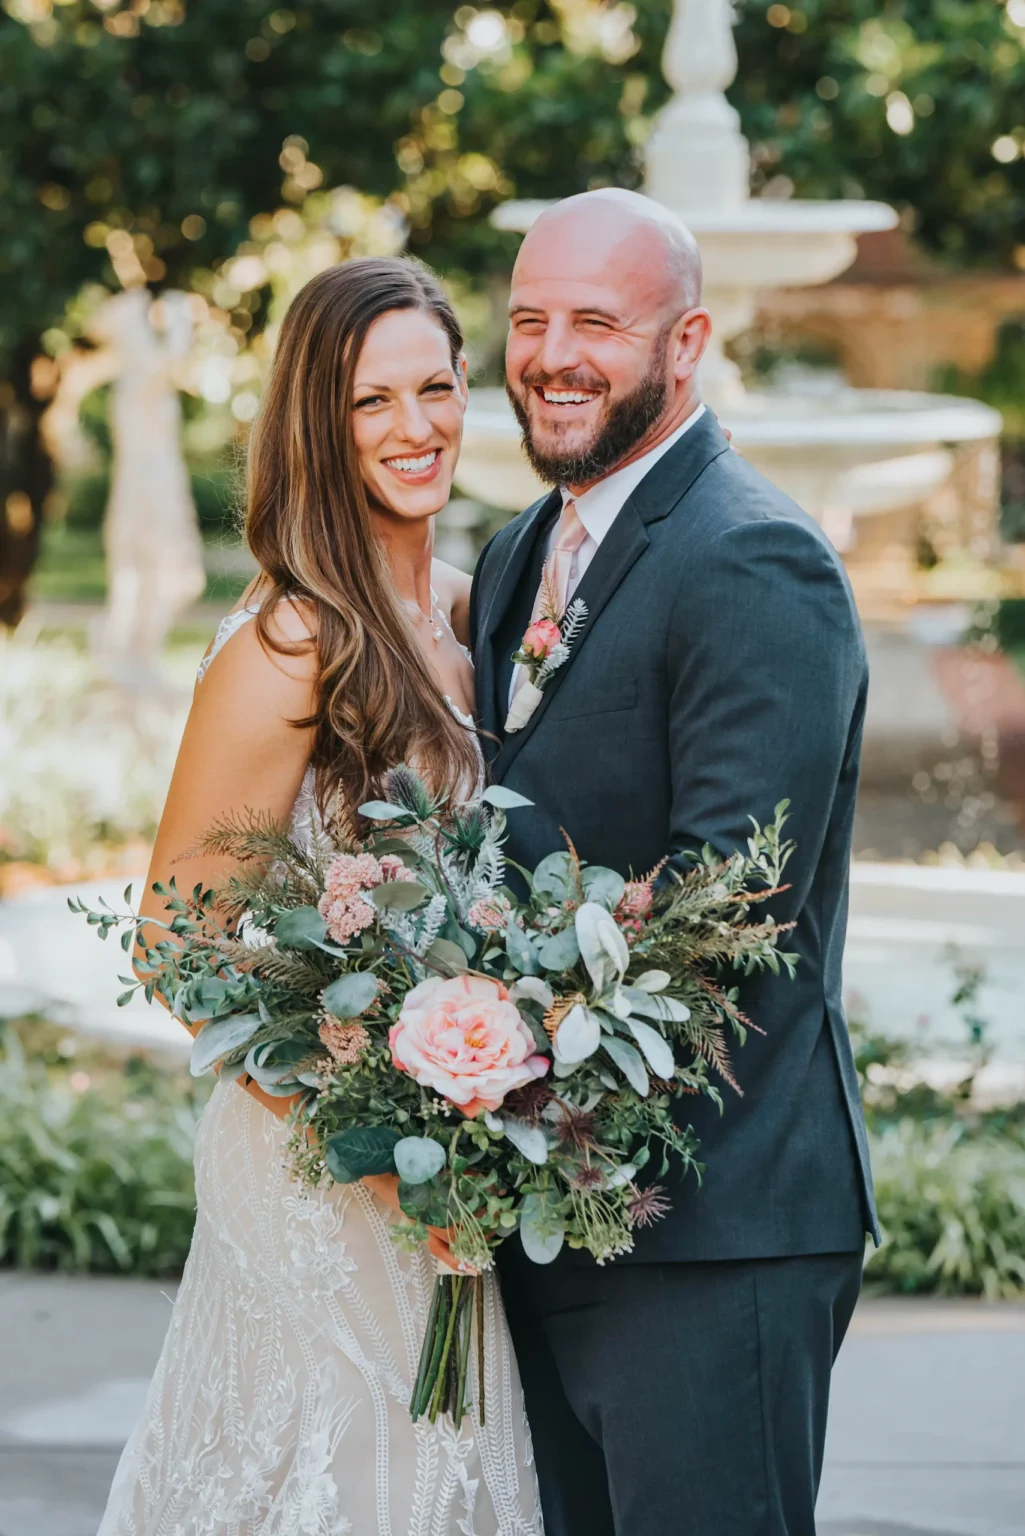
[505,571,588,734]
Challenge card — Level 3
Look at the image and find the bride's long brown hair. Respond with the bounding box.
[245,257,479,821]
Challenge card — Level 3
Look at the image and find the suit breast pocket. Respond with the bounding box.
[555,675,638,721]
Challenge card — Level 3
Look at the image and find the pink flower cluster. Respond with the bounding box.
[467,894,513,932]
[318,852,410,946]
[319,1017,371,1065]
[615,880,653,943]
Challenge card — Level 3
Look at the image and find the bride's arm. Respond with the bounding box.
[137,601,317,1121]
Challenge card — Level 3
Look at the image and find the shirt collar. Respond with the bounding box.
[561,402,706,547]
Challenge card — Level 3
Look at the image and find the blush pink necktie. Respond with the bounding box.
[509,498,588,707]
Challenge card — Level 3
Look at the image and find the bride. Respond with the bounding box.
[100,258,542,1535]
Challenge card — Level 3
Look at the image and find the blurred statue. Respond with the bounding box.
[88,289,206,689]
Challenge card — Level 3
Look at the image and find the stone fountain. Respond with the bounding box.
[454,0,1002,559]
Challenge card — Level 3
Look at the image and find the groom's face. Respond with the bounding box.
[505,217,681,487]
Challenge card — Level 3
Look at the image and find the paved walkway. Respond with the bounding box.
[0,1273,1021,1536]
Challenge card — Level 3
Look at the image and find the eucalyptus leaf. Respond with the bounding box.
[625,1018,676,1080]
[424,938,468,975]
[603,1035,650,1096]
[190,1012,262,1078]
[536,926,580,973]
[358,800,411,821]
[480,785,534,810]
[553,1003,602,1065]
[369,880,430,912]
[581,865,626,912]
[519,1193,565,1264]
[505,918,540,976]
[394,1136,447,1185]
[531,851,576,903]
[496,1117,549,1165]
[324,1126,401,1183]
[321,972,379,1019]
[274,906,327,951]
[398,1175,450,1228]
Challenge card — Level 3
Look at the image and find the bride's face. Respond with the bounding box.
[351,308,467,523]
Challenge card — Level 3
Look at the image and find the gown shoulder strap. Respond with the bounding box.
[195,605,260,685]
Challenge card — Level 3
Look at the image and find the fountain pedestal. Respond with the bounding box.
[459,0,1003,587]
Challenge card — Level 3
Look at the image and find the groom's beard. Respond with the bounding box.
[506,333,670,487]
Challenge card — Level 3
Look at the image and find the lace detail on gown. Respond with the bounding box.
[98,607,540,1536]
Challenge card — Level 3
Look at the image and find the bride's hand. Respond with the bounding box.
[362,1173,476,1275]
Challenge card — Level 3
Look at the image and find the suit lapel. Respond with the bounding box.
[474,490,560,740]
[493,501,649,777]
[490,410,732,780]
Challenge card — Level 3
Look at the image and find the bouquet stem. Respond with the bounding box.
[410,1271,485,1427]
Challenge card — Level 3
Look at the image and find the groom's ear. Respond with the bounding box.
[670,308,712,385]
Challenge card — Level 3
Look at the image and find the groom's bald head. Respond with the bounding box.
[516,189,703,314]
[506,189,710,489]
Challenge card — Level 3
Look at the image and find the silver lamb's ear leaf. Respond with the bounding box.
[575,902,629,993]
[620,987,690,1024]
[509,976,554,1010]
[553,1004,602,1065]
[634,969,671,993]
[625,1018,675,1080]
[496,1117,549,1165]
[602,1035,650,1097]
[519,1193,565,1264]
[480,785,534,810]
[358,800,412,821]
[189,1012,262,1077]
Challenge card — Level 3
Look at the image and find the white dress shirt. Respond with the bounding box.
[551,402,706,600]
[507,403,706,708]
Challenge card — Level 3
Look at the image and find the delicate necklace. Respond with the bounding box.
[403,586,445,645]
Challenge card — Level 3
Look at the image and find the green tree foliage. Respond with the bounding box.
[0,0,460,622]
[732,0,1025,267]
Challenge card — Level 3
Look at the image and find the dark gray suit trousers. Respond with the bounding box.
[500,1241,862,1536]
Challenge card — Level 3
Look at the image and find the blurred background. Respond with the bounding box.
[0,3,1023,1534]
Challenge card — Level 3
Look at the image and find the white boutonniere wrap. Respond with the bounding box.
[505,566,588,733]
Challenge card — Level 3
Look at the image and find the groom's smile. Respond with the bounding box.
[504,190,710,491]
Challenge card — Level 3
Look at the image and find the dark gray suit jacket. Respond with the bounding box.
[469,411,878,1262]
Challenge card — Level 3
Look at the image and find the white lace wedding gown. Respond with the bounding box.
[99,608,542,1536]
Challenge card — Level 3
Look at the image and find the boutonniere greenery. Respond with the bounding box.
[505,566,588,734]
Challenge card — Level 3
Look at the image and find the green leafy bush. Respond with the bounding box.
[867,1119,1025,1299]
[0,1020,207,1276]
[851,978,1025,1298]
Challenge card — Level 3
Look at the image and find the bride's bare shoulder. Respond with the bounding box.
[431,558,472,646]
[200,587,319,699]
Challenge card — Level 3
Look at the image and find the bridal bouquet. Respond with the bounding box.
[74,768,796,1428]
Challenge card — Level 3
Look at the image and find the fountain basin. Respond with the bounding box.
[457,387,1003,526]
[493,197,898,292]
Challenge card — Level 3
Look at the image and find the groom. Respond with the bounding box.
[469,188,878,1536]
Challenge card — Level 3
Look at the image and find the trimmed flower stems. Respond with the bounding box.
[410,1272,487,1427]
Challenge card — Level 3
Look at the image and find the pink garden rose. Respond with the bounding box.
[520,617,562,661]
[389,974,549,1118]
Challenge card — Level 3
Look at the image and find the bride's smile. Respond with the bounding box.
[352,307,468,520]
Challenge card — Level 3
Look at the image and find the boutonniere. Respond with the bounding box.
[505,567,588,734]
